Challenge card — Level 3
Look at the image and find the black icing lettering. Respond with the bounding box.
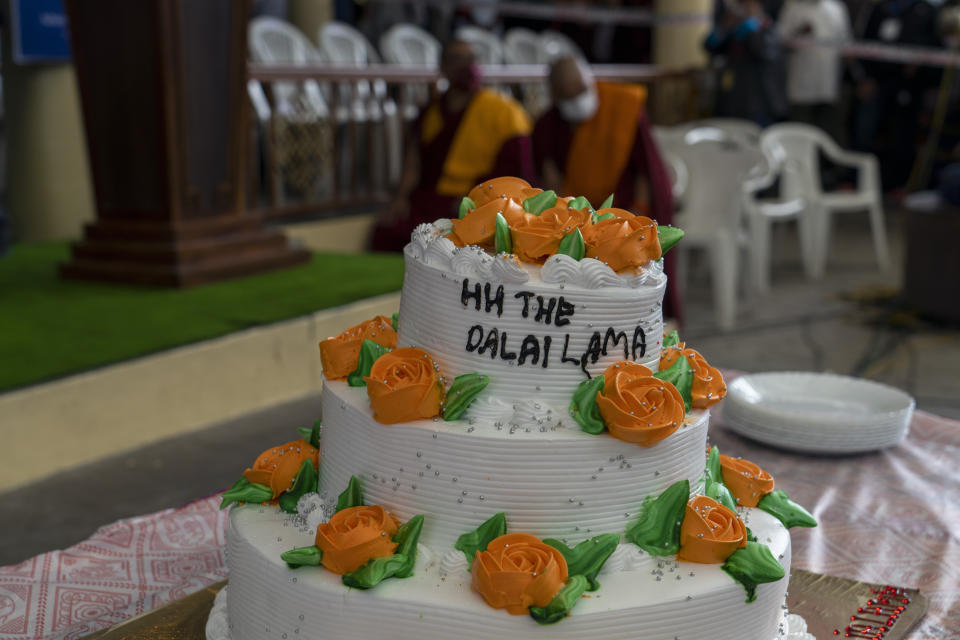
[478,328,499,358]
[560,334,580,368]
[499,332,517,361]
[518,335,540,366]
[632,326,647,360]
[534,296,557,324]
[542,335,551,368]
[514,291,535,318]
[584,332,603,371]
[555,297,575,327]
[461,278,482,311]
[484,283,505,317]
[603,327,628,359]
[466,325,484,352]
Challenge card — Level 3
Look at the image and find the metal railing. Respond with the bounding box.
[245,63,700,221]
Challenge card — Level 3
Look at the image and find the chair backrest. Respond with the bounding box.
[671,127,766,233]
[319,21,371,66]
[693,118,762,146]
[537,30,586,63]
[454,25,504,65]
[379,23,441,67]
[249,17,329,117]
[760,122,833,200]
[503,27,540,65]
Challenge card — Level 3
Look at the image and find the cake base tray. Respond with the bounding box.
[80,571,928,640]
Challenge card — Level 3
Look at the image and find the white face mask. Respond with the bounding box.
[558,86,598,123]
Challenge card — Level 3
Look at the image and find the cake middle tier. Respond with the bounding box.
[318,380,709,549]
[397,233,668,411]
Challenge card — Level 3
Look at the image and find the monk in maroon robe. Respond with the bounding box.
[370,39,534,252]
[532,56,682,324]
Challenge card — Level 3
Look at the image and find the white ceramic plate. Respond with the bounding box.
[722,372,914,453]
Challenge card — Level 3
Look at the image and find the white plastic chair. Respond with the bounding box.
[249,17,329,120]
[249,17,334,204]
[379,24,441,120]
[651,125,691,203]
[454,25,504,65]
[667,127,767,331]
[693,118,762,145]
[761,123,891,279]
[538,30,586,63]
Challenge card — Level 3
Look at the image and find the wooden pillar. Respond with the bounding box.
[60,0,309,287]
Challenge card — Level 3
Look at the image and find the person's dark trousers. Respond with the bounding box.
[790,102,847,190]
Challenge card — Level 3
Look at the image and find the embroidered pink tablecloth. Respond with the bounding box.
[1,409,957,639]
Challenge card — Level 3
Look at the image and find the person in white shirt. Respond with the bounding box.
[777,0,851,142]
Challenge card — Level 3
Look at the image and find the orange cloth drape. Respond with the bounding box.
[561,82,646,206]
[421,89,532,197]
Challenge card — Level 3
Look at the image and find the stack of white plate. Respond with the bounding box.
[722,372,915,454]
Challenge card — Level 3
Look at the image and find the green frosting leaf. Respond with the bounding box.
[220,476,273,510]
[658,225,685,255]
[494,212,512,254]
[523,190,557,215]
[543,534,619,592]
[347,339,391,387]
[556,228,585,261]
[459,196,476,219]
[705,446,722,484]
[296,420,322,449]
[705,478,738,513]
[625,479,689,557]
[758,490,818,529]
[745,527,759,543]
[662,330,681,349]
[599,193,614,209]
[591,211,616,224]
[278,459,318,514]
[529,575,589,625]
[567,196,593,211]
[569,375,606,435]
[391,312,399,332]
[703,446,737,511]
[341,514,425,588]
[454,512,507,567]
[721,541,786,603]
[281,545,322,568]
[335,476,364,513]
[653,353,693,411]
[443,372,490,421]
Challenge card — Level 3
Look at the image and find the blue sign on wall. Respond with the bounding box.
[11,0,71,64]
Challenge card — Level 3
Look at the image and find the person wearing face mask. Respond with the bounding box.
[531,56,681,322]
[370,38,533,251]
[531,56,674,226]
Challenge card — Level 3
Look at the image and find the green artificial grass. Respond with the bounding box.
[0,243,405,392]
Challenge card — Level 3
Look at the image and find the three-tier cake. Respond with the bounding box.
[211,178,817,640]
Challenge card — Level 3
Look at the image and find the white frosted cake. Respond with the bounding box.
[213,178,817,640]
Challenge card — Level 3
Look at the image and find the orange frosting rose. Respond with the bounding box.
[364,347,444,424]
[318,316,397,380]
[719,454,774,507]
[510,207,591,264]
[595,361,685,446]
[242,439,319,499]
[659,343,727,409]
[582,212,662,272]
[468,177,533,207]
[472,533,568,615]
[677,495,748,564]
[314,505,400,574]
[449,197,526,248]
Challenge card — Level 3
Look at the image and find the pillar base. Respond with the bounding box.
[60,215,311,287]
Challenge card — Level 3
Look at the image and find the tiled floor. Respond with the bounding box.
[1,209,957,566]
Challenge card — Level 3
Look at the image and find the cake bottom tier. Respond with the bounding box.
[224,505,792,640]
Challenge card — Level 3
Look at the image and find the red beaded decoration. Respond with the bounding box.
[832,585,912,639]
